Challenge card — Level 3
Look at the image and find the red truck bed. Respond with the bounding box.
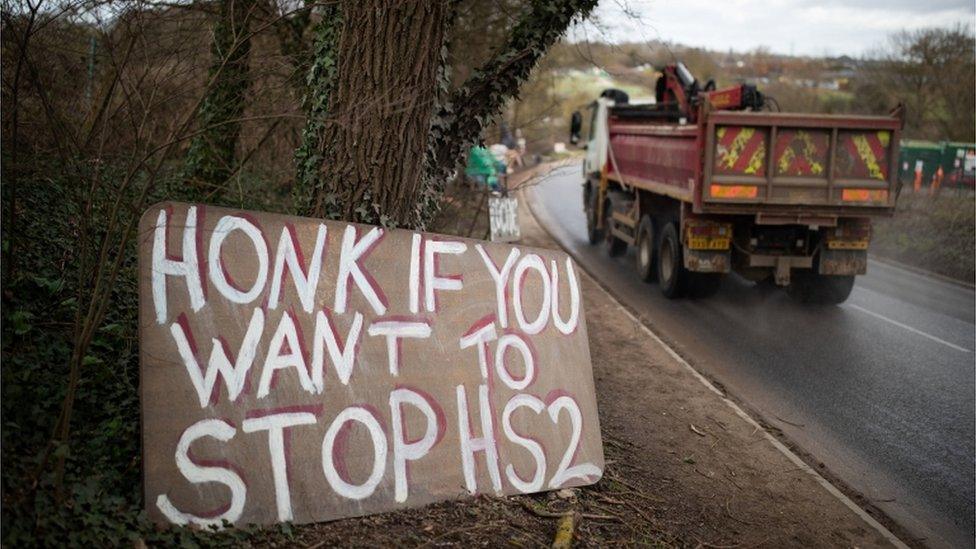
[606,106,903,223]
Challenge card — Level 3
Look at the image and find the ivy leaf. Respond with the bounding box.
[99,323,123,335]
[53,443,71,459]
[33,275,64,294]
[10,310,33,335]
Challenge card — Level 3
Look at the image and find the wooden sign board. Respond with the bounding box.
[138,202,602,528]
[488,196,520,242]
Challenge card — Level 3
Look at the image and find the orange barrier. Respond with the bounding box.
[930,166,944,196]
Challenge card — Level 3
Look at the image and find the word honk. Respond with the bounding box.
[139,202,603,527]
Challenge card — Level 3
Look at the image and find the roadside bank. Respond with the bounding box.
[293,164,907,548]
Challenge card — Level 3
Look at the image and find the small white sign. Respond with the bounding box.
[489,196,520,242]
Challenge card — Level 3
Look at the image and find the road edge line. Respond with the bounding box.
[519,172,910,549]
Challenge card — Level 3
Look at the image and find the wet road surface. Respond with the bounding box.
[525,163,976,548]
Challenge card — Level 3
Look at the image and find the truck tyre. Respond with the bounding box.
[635,215,656,281]
[657,222,688,298]
[605,199,627,257]
[787,272,855,305]
[585,188,604,245]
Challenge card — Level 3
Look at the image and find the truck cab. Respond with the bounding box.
[581,96,615,177]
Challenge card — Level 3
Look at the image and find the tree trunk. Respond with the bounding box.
[311,0,447,227]
[183,0,256,196]
[298,0,598,227]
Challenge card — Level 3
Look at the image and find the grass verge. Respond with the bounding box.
[872,191,975,283]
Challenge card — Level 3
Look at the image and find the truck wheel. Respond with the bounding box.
[605,200,627,257]
[657,222,688,298]
[585,189,604,245]
[635,215,656,281]
[787,272,855,304]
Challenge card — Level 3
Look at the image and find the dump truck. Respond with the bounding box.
[569,63,904,304]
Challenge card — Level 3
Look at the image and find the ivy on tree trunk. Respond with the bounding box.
[292,4,343,216]
[297,0,598,229]
[427,0,599,187]
[183,0,256,196]
[309,0,448,227]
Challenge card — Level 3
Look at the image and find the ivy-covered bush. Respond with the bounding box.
[0,158,294,547]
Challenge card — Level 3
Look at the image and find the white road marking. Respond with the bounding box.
[848,304,972,353]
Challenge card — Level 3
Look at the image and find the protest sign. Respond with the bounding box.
[488,196,521,242]
[139,202,602,527]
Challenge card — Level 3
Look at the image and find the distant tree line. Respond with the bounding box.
[534,25,976,143]
[854,25,975,143]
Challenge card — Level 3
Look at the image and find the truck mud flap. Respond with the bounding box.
[745,254,813,285]
[684,250,731,273]
[818,249,867,276]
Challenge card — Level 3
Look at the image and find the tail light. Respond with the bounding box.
[841,189,888,203]
[710,184,758,199]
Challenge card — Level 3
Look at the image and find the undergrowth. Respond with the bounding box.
[872,190,975,282]
[0,157,295,547]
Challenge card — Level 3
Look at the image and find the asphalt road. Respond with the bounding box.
[525,163,976,549]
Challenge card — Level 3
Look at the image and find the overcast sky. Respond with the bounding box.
[569,0,976,57]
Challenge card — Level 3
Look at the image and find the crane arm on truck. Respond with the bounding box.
[653,62,767,123]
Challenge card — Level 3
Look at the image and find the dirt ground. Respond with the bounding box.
[290,169,901,548]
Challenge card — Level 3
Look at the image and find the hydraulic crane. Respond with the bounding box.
[652,62,767,122]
